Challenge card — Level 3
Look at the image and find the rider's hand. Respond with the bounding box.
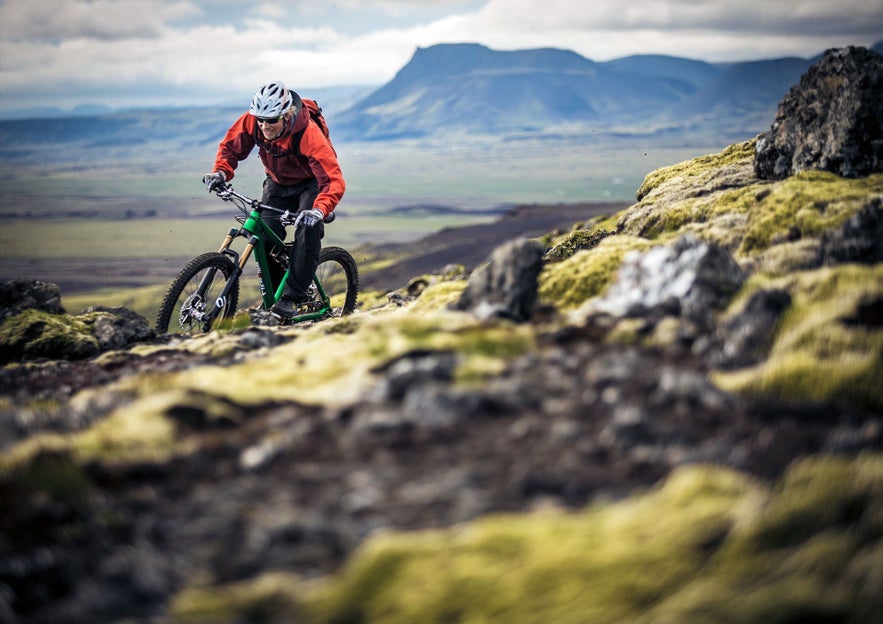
[202,171,226,192]
[294,208,325,228]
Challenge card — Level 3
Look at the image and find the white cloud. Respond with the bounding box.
[449,0,883,59]
[0,0,881,112]
[0,0,199,41]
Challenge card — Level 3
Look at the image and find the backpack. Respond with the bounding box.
[302,99,331,140]
[301,98,335,154]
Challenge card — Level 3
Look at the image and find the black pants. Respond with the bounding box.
[261,177,325,303]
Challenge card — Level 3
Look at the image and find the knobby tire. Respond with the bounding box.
[155,252,239,334]
[316,246,359,316]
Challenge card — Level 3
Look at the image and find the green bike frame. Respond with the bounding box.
[210,208,333,325]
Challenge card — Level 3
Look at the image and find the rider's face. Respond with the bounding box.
[256,116,284,140]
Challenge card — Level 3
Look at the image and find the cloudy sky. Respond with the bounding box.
[1,0,881,113]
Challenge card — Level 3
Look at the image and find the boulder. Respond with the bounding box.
[589,234,746,328]
[819,198,883,266]
[453,238,545,322]
[0,279,65,321]
[0,281,154,362]
[754,46,883,179]
[701,288,792,370]
[82,306,155,351]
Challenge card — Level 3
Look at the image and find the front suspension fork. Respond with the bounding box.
[201,232,256,330]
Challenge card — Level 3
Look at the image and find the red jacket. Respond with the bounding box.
[212,102,345,217]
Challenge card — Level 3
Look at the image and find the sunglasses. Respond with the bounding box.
[256,116,282,125]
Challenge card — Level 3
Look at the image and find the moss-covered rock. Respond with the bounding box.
[538,235,652,311]
[714,263,883,411]
[0,308,100,363]
[619,140,883,265]
[169,454,883,624]
[737,170,883,256]
[544,227,614,263]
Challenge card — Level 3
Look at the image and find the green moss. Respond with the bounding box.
[0,387,193,473]
[538,235,652,311]
[297,454,883,624]
[619,139,881,261]
[99,311,533,413]
[407,280,468,313]
[739,171,883,255]
[715,264,883,411]
[0,309,99,362]
[651,184,758,240]
[170,572,305,624]
[544,228,614,262]
[636,139,756,201]
[164,456,883,623]
[357,289,394,312]
[749,239,823,276]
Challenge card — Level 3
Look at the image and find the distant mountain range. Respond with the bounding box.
[1,40,881,150]
[331,40,883,141]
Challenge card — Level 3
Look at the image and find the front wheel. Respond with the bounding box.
[155,252,240,334]
[315,246,359,317]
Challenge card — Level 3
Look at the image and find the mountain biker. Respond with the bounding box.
[202,81,345,319]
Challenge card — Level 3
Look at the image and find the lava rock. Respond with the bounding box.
[0,280,65,321]
[453,237,545,322]
[819,198,883,266]
[702,288,793,370]
[754,46,883,179]
[83,306,155,351]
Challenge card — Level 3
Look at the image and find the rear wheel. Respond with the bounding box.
[315,246,359,317]
[155,252,239,334]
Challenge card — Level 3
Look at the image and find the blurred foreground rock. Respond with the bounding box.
[820,198,883,265]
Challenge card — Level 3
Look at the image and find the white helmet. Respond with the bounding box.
[249,81,292,118]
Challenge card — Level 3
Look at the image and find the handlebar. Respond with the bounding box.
[214,184,335,224]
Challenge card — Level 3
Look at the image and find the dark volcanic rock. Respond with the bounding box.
[83,306,155,351]
[0,281,154,363]
[699,288,793,370]
[453,237,545,322]
[820,198,883,265]
[0,280,65,321]
[754,46,883,180]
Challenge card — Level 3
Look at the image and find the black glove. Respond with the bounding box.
[294,208,325,228]
[202,171,226,192]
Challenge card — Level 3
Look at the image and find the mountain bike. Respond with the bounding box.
[155,184,358,334]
